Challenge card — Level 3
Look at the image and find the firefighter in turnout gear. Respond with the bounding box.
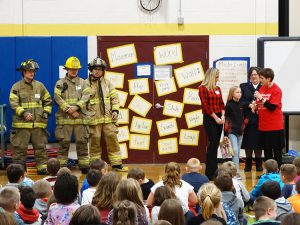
[9,59,52,175]
[86,57,128,172]
[54,56,91,174]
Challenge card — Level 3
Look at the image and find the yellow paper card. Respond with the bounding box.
[174,62,205,88]
[179,129,200,146]
[128,95,152,117]
[116,90,128,107]
[156,118,178,137]
[104,71,125,89]
[107,44,138,68]
[183,88,201,105]
[158,138,178,155]
[130,116,152,134]
[163,100,184,118]
[129,134,150,150]
[155,77,177,97]
[117,126,130,142]
[128,78,150,95]
[154,43,183,66]
[118,108,129,124]
[185,110,203,128]
[119,143,128,159]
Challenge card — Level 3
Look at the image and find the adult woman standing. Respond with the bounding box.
[199,68,225,180]
[240,67,263,171]
[254,68,284,166]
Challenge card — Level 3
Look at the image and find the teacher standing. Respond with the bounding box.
[199,68,225,180]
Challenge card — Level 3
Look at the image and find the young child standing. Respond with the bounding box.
[224,86,246,176]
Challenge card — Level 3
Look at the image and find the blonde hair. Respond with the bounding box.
[0,187,20,212]
[56,167,71,176]
[201,68,219,90]
[253,196,276,220]
[226,86,240,104]
[280,164,297,182]
[162,162,182,189]
[198,183,222,220]
[33,179,52,198]
[112,200,137,225]
[187,158,201,169]
[221,161,237,177]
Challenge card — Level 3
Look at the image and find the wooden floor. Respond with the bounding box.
[0,163,263,192]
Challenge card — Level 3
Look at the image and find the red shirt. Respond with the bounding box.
[198,85,225,115]
[257,82,283,131]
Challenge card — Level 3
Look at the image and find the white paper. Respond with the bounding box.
[59,65,66,79]
[137,65,151,76]
[154,65,172,80]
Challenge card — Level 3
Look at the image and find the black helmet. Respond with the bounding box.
[17,59,39,72]
[88,57,107,72]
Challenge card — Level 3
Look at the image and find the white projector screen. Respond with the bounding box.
[258,38,300,113]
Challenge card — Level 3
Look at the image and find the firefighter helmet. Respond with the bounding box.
[64,56,82,69]
[17,59,39,71]
[88,57,107,71]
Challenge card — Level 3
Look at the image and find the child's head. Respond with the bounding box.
[153,186,176,206]
[227,86,241,103]
[296,177,300,194]
[221,161,237,177]
[280,212,300,225]
[201,220,223,225]
[293,157,300,175]
[186,158,202,173]
[280,164,297,183]
[261,181,281,200]
[69,205,101,225]
[90,159,108,175]
[213,167,233,180]
[86,169,102,188]
[153,220,172,225]
[112,200,137,225]
[198,183,221,220]
[33,179,52,199]
[158,199,185,225]
[54,173,78,205]
[6,164,25,183]
[162,162,182,189]
[253,196,277,221]
[264,159,278,173]
[0,210,18,225]
[214,174,233,192]
[127,168,145,184]
[92,171,121,210]
[0,186,20,213]
[46,158,60,176]
[19,186,36,209]
[56,167,72,176]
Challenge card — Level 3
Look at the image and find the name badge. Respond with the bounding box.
[215,90,220,95]
[35,94,41,99]
[76,85,82,91]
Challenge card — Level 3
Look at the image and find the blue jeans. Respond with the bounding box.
[229,133,243,169]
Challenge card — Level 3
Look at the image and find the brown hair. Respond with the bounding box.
[259,68,275,82]
[248,67,262,80]
[153,186,176,206]
[162,162,182,189]
[112,200,137,225]
[253,196,276,220]
[226,86,241,104]
[90,159,107,171]
[214,174,233,192]
[280,213,300,225]
[153,220,172,225]
[127,168,145,180]
[293,157,300,175]
[69,205,101,225]
[46,193,56,211]
[56,167,71,176]
[0,187,20,212]
[198,183,222,220]
[92,172,121,210]
[221,161,237,177]
[280,164,297,182]
[33,179,52,198]
[158,199,185,225]
[0,210,18,225]
[264,159,278,173]
[47,158,60,176]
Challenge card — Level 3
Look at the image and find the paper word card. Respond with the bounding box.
[154,43,183,66]
[119,143,128,159]
[116,90,128,107]
[158,138,178,155]
[155,77,177,96]
[117,126,130,142]
[156,118,178,137]
[118,108,129,124]
[128,78,150,95]
[129,134,150,150]
[107,44,138,68]
[163,100,184,118]
[128,95,152,117]
[183,88,201,105]
[185,110,203,128]
[174,62,205,88]
[130,116,152,134]
[104,71,125,89]
[179,129,200,146]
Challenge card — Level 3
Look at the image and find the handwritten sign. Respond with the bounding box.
[119,143,128,159]
[107,44,138,68]
[158,138,178,155]
[117,126,130,142]
[154,43,183,66]
[174,62,205,88]
[185,110,203,128]
[128,95,152,117]
[183,88,201,105]
[154,65,173,80]
[104,71,125,89]
[155,77,177,96]
[163,100,184,118]
[129,134,150,150]
[116,90,128,107]
[215,59,248,103]
[156,118,178,137]
[130,116,152,134]
[179,129,200,146]
[128,78,150,95]
[118,108,129,124]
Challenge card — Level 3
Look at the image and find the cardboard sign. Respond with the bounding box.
[158,138,178,155]
[154,43,183,65]
[162,100,184,118]
[130,116,152,134]
[179,129,200,146]
[129,134,150,150]
[174,62,204,88]
[107,44,138,68]
[185,109,203,128]
[156,118,178,137]
[128,95,152,117]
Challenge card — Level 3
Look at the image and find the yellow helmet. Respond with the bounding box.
[64,56,82,69]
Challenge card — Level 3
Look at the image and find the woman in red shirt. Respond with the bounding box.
[254,68,284,166]
[199,68,225,180]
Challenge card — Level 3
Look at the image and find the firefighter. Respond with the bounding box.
[9,59,52,175]
[87,57,128,172]
[54,56,91,174]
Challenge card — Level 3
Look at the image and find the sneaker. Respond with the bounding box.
[37,168,48,175]
[112,165,128,172]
